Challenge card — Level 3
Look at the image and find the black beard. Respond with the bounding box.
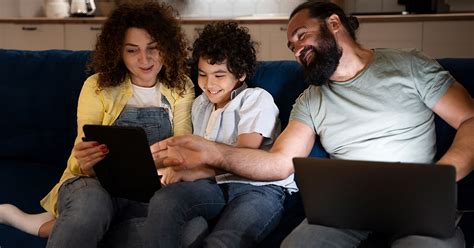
[301,25,342,86]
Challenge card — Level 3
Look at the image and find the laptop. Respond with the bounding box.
[83,125,161,202]
[293,157,457,239]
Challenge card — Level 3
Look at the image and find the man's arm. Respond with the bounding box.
[158,132,264,185]
[432,81,474,181]
[156,120,316,181]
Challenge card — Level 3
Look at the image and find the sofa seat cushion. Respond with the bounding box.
[0,160,64,247]
[0,160,63,210]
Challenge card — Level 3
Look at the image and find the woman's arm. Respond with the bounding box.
[69,76,107,176]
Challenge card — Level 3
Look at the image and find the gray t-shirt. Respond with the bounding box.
[290,48,454,163]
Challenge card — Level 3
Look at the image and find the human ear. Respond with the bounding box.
[326,14,342,34]
[238,73,247,82]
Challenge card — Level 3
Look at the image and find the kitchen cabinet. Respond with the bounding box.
[259,23,295,60]
[357,22,423,51]
[357,20,474,58]
[0,24,5,48]
[182,24,206,56]
[65,24,102,50]
[182,23,293,61]
[242,24,266,60]
[3,23,64,50]
[0,14,472,59]
[422,21,474,58]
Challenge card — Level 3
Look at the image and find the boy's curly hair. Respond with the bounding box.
[88,1,188,92]
[191,22,257,81]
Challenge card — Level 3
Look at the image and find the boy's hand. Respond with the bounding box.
[157,167,216,186]
[157,167,182,185]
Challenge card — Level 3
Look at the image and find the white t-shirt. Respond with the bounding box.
[204,107,224,140]
[127,84,161,108]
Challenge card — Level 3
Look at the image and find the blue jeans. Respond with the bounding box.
[281,219,465,248]
[143,178,286,248]
[46,177,148,248]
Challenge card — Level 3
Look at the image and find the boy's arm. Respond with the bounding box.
[235,132,264,149]
[158,166,216,185]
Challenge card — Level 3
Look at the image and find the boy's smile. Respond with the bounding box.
[197,58,246,109]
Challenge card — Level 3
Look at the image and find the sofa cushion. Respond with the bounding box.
[0,160,63,248]
[0,160,63,211]
[0,49,92,165]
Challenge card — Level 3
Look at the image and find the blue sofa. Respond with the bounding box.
[0,49,472,247]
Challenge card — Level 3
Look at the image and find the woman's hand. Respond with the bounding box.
[73,141,108,176]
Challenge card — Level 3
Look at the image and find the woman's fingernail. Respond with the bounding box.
[100,145,108,153]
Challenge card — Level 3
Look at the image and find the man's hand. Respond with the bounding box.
[150,135,220,170]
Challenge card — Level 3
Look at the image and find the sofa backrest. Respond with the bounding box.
[0,49,92,165]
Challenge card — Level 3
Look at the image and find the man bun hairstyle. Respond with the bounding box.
[290,1,359,41]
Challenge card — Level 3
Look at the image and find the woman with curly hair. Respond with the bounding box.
[0,2,193,246]
[143,22,286,247]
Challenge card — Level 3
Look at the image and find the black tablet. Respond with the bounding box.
[82,124,161,202]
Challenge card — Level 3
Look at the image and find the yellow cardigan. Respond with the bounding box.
[40,73,194,217]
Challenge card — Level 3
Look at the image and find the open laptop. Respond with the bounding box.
[83,125,161,202]
[293,157,457,239]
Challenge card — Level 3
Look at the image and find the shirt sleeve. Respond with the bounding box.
[237,88,279,140]
[289,85,321,133]
[410,50,455,108]
[70,74,105,176]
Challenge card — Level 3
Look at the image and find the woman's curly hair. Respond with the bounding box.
[88,1,188,93]
[191,22,257,81]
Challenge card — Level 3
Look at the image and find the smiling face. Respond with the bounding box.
[287,9,342,85]
[198,57,246,109]
[122,28,163,87]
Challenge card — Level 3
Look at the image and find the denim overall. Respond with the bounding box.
[113,95,173,145]
[47,97,173,248]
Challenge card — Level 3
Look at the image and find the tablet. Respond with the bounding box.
[82,124,161,202]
